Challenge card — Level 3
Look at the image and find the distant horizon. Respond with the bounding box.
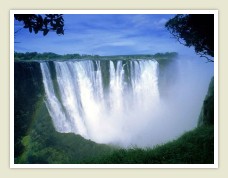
[14,50,178,57]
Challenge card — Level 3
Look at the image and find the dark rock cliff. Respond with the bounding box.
[198,77,214,126]
[14,61,44,157]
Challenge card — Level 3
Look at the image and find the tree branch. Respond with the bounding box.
[14,28,23,34]
[199,54,214,63]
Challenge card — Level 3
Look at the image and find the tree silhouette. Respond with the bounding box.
[165,14,214,62]
[14,14,64,36]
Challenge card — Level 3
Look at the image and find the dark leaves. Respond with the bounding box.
[14,14,64,36]
[43,29,49,36]
[56,27,63,35]
[29,26,32,33]
[165,14,214,61]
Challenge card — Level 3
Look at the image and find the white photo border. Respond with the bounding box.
[10,10,218,169]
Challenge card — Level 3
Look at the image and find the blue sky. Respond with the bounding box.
[14,14,197,56]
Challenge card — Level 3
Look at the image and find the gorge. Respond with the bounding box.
[15,55,213,149]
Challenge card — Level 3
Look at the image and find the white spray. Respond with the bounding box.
[40,57,213,147]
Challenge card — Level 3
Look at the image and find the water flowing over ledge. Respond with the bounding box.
[40,59,160,146]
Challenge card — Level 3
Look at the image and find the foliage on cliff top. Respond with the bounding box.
[14,51,178,61]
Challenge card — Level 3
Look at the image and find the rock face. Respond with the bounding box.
[198,77,214,126]
[14,61,44,157]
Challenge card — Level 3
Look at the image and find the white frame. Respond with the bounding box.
[10,10,218,168]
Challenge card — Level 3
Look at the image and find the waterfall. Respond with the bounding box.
[40,59,160,145]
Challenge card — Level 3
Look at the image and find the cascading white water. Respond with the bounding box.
[40,59,160,146]
[40,63,73,133]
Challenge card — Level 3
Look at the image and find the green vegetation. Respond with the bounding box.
[15,94,214,164]
[86,78,214,164]
[82,125,214,164]
[14,62,44,157]
[14,52,82,61]
[16,96,214,164]
[14,51,178,61]
[198,77,214,126]
[15,99,116,164]
[14,53,214,164]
